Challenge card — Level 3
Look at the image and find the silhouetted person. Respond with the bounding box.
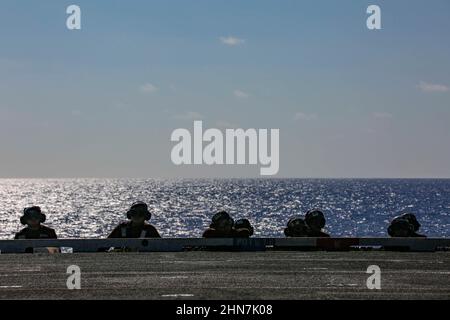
[401,213,426,237]
[108,202,161,238]
[234,218,254,238]
[15,206,57,240]
[284,217,309,237]
[203,211,237,238]
[388,213,426,238]
[305,209,330,237]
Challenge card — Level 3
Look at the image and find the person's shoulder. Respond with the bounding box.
[203,228,218,238]
[307,230,330,237]
[14,228,28,239]
[40,225,57,238]
[202,229,235,238]
[234,228,252,238]
[108,221,131,238]
[109,221,129,232]
[284,228,292,237]
[318,231,330,237]
[412,232,427,238]
[115,221,131,228]
[144,223,157,230]
[143,223,161,237]
[144,224,159,233]
[16,227,28,234]
[40,225,55,232]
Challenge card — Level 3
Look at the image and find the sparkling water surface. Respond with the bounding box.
[0,179,449,239]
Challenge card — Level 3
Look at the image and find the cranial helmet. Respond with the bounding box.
[20,206,46,225]
[234,218,254,235]
[400,213,421,232]
[286,216,309,237]
[126,201,151,221]
[211,211,234,227]
[305,209,326,230]
[388,217,414,237]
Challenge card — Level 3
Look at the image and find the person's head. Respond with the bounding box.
[400,213,421,232]
[127,201,151,224]
[20,206,46,228]
[234,218,254,236]
[286,217,309,236]
[388,217,413,237]
[211,211,234,233]
[305,209,326,231]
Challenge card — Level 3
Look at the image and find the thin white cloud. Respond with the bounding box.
[220,36,245,46]
[174,111,204,121]
[294,112,318,121]
[233,90,249,99]
[139,83,159,94]
[372,112,393,119]
[417,81,449,93]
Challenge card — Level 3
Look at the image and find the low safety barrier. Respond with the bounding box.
[0,237,449,253]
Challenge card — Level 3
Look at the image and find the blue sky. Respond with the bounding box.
[0,0,449,178]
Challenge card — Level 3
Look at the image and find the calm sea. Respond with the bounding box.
[0,179,449,239]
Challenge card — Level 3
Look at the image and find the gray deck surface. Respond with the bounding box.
[0,251,449,300]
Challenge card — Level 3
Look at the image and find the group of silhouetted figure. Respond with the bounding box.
[12,201,426,240]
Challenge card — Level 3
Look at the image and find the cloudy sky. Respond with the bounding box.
[0,0,449,178]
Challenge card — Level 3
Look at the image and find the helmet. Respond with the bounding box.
[126,201,151,220]
[286,217,309,237]
[211,211,234,227]
[305,209,326,230]
[234,218,254,236]
[400,213,421,232]
[388,217,414,237]
[20,206,46,225]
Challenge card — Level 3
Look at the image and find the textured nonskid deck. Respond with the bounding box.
[0,251,449,300]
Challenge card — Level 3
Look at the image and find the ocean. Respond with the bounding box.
[0,179,449,239]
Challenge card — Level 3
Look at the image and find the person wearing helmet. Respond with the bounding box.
[387,214,426,238]
[14,206,57,240]
[234,218,254,238]
[284,216,309,237]
[305,209,330,237]
[202,211,236,238]
[387,217,414,237]
[108,201,161,238]
[400,213,426,237]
